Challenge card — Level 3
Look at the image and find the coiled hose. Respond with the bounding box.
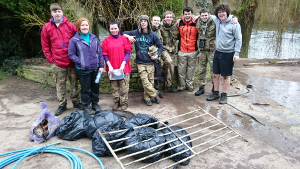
[0,142,105,169]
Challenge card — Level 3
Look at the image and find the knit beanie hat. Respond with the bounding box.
[138,15,152,33]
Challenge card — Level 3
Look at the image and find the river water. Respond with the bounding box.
[98,24,300,59]
[248,24,300,59]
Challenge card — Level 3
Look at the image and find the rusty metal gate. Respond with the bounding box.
[97,106,245,169]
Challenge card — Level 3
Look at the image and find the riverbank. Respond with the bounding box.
[0,58,299,168]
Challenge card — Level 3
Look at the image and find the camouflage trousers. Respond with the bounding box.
[51,63,80,107]
[161,50,175,87]
[197,50,214,88]
[177,51,198,89]
[110,73,130,106]
[137,64,157,101]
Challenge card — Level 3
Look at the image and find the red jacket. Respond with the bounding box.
[102,35,132,73]
[178,17,198,53]
[41,16,77,68]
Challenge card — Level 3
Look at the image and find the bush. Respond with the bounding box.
[1,56,23,75]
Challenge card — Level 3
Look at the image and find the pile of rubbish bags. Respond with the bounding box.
[32,104,193,166]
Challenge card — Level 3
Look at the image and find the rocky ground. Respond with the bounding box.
[0,58,299,169]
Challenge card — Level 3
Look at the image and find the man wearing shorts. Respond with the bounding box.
[206,3,242,104]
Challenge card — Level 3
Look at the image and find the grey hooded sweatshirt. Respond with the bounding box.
[211,15,242,56]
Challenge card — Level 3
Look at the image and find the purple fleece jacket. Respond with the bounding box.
[68,32,104,70]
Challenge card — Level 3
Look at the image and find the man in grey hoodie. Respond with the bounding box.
[206,3,242,104]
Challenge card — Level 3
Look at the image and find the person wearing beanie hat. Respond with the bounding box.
[123,15,163,106]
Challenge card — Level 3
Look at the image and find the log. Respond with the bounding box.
[243,60,300,66]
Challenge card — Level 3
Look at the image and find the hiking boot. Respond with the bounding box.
[112,103,119,110]
[195,87,205,96]
[84,105,95,115]
[177,86,185,92]
[157,90,164,98]
[55,106,67,116]
[166,85,178,92]
[92,103,101,112]
[73,103,84,110]
[219,93,227,104]
[206,91,220,101]
[145,100,152,106]
[187,87,194,92]
[121,104,128,111]
[154,96,160,104]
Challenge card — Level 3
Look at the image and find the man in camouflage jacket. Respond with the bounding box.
[159,11,179,92]
[194,8,216,96]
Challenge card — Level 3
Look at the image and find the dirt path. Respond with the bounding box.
[0,58,299,168]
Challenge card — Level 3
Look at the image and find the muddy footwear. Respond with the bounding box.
[112,103,119,110]
[55,106,67,116]
[187,87,194,92]
[219,93,227,104]
[206,91,220,101]
[92,103,101,112]
[177,86,185,92]
[154,96,160,104]
[157,90,164,98]
[73,103,84,110]
[121,104,128,111]
[84,105,95,115]
[145,100,152,106]
[195,87,205,96]
[166,85,178,92]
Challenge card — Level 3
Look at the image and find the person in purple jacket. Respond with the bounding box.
[68,17,104,115]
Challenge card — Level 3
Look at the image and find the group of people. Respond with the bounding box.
[41,3,133,115]
[41,3,242,116]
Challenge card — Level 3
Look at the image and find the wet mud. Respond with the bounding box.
[1,60,300,168]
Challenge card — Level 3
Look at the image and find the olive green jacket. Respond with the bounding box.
[159,21,179,53]
[196,17,216,51]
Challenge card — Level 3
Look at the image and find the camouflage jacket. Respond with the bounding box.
[159,21,179,53]
[196,17,216,51]
[152,25,162,41]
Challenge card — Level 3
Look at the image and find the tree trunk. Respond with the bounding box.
[212,0,220,7]
[235,0,258,58]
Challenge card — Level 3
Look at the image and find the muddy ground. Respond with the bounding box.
[0,58,299,169]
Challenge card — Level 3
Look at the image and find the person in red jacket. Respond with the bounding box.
[41,3,81,116]
[102,20,132,111]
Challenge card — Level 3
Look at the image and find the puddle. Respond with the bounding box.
[247,75,300,115]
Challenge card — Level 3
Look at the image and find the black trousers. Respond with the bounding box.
[75,68,99,106]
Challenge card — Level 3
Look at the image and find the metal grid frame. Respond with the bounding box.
[97,106,245,169]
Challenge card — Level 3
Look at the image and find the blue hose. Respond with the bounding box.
[0,142,104,169]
